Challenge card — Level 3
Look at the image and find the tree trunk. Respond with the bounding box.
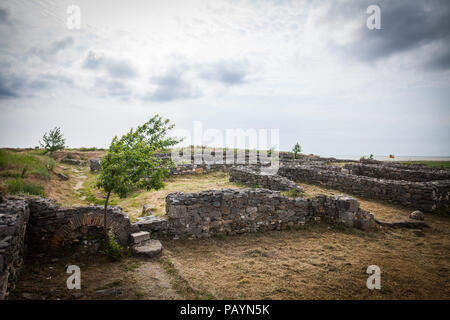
[104,190,111,245]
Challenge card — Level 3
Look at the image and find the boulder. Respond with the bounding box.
[56,172,69,181]
[61,159,87,166]
[90,158,101,172]
[142,204,156,215]
[409,210,425,221]
[132,240,162,258]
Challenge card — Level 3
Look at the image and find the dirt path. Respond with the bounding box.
[10,252,182,300]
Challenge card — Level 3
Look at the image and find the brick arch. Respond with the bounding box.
[49,212,110,248]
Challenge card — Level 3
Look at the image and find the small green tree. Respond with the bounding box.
[97,115,182,241]
[39,127,66,153]
[292,142,302,159]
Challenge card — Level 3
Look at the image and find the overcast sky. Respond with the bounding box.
[0,0,449,156]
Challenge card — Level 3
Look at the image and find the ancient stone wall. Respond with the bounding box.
[278,165,450,212]
[27,198,131,250]
[0,198,29,300]
[133,189,375,239]
[229,166,303,193]
[344,163,450,182]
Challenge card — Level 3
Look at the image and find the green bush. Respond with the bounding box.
[100,230,127,260]
[78,147,102,151]
[281,188,302,198]
[7,178,46,197]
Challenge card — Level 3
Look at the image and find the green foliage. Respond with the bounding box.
[66,153,73,159]
[78,147,103,151]
[21,165,28,179]
[39,127,66,153]
[400,160,450,168]
[100,230,127,260]
[292,142,302,159]
[7,178,45,197]
[281,188,302,198]
[97,115,182,199]
[369,154,374,160]
[0,149,53,180]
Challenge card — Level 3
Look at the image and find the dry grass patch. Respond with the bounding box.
[47,169,243,219]
[111,171,243,219]
[162,222,450,299]
[159,182,450,300]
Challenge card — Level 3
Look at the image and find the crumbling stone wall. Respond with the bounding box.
[0,198,29,300]
[229,166,303,193]
[133,189,375,239]
[27,198,131,250]
[344,163,450,182]
[278,165,450,212]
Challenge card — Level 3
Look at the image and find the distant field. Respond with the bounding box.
[399,161,450,168]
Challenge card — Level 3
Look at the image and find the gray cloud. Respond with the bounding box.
[82,51,138,79]
[0,71,75,99]
[143,66,199,102]
[0,72,23,99]
[83,51,102,69]
[199,60,250,85]
[29,37,75,60]
[329,0,450,71]
[0,8,10,25]
[95,78,133,101]
[0,82,17,98]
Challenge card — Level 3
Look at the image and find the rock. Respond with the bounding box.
[375,219,429,229]
[132,240,162,258]
[142,204,156,215]
[61,159,87,166]
[56,172,69,181]
[90,158,101,172]
[95,288,124,296]
[130,231,150,245]
[0,191,3,204]
[71,292,84,299]
[22,292,41,300]
[409,210,425,221]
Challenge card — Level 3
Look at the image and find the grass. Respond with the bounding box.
[93,171,242,219]
[163,213,450,299]
[0,149,54,180]
[281,188,302,198]
[6,178,46,197]
[399,160,450,168]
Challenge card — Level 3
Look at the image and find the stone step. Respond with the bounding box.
[132,239,163,258]
[130,231,150,245]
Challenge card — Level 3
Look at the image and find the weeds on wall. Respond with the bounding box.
[100,230,128,261]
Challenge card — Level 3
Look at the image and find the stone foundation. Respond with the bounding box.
[344,163,450,182]
[229,166,303,193]
[278,164,450,212]
[133,188,375,239]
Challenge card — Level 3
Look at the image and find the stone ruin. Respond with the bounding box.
[2,151,448,299]
[278,162,450,212]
